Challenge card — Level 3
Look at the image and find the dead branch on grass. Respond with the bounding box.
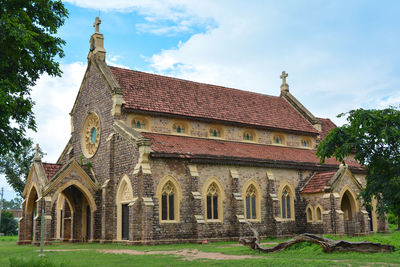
[239,221,395,253]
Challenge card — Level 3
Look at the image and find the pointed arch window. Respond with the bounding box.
[273,135,283,144]
[245,185,257,220]
[281,187,292,219]
[306,206,313,222]
[132,117,148,130]
[172,122,187,134]
[315,206,322,222]
[206,183,219,220]
[243,132,253,141]
[209,128,222,138]
[161,181,175,221]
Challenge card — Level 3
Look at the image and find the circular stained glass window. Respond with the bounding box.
[81,113,100,158]
[90,127,97,143]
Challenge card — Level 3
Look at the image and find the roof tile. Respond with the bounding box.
[42,163,62,180]
[301,171,337,193]
[141,133,362,169]
[109,66,318,134]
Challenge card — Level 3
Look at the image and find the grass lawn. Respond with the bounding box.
[1,228,399,267]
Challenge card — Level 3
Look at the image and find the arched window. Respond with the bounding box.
[306,206,313,222]
[209,127,222,138]
[300,138,312,148]
[206,183,219,220]
[156,175,182,223]
[315,206,322,222]
[243,132,254,141]
[172,123,187,134]
[245,185,257,220]
[279,184,294,219]
[132,117,148,130]
[273,135,283,144]
[161,181,175,221]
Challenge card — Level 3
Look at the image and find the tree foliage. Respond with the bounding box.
[0,211,18,235]
[0,141,42,196]
[0,0,68,157]
[2,197,23,209]
[317,108,400,221]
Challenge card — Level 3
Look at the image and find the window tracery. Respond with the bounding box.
[172,123,186,134]
[281,186,293,219]
[206,183,219,220]
[245,185,257,220]
[243,132,254,141]
[161,181,175,221]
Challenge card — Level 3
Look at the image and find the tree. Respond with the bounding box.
[0,210,18,235]
[2,197,22,209]
[316,107,400,230]
[0,141,42,196]
[0,0,68,157]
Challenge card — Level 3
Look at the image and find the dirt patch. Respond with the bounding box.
[98,249,261,261]
[36,249,89,252]
[219,242,278,248]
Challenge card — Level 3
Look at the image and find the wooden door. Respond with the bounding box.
[122,204,129,240]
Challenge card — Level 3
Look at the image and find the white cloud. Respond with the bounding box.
[64,0,215,35]
[106,54,130,69]
[29,62,87,163]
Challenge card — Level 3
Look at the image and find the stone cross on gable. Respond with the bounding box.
[93,17,101,33]
[280,71,288,85]
[35,144,40,157]
[280,71,289,92]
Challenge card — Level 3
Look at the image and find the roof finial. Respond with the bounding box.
[34,144,41,161]
[93,17,101,33]
[280,71,289,92]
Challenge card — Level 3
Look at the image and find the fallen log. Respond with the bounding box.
[239,221,395,253]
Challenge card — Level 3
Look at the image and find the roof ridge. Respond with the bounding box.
[108,65,279,99]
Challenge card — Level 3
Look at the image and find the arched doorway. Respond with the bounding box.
[56,184,95,242]
[25,185,38,242]
[340,189,357,235]
[116,175,134,241]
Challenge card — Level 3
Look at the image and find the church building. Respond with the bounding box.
[18,18,387,245]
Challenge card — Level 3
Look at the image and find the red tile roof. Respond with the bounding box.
[109,66,318,134]
[301,171,337,193]
[318,118,336,140]
[141,133,362,169]
[42,163,62,180]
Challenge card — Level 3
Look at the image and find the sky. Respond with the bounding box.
[1,0,400,200]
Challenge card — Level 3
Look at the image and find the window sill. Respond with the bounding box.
[160,220,180,224]
[205,219,223,223]
[246,218,261,223]
[275,217,295,222]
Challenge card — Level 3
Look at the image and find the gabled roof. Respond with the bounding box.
[109,66,319,135]
[318,118,336,140]
[42,163,62,180]
[301,171,337,193]
[141,133,363,170]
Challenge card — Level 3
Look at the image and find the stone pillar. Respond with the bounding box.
[360,210,371,235]
[230,169,246,238]
[69,212,75,242]
[187,164,206,242]
[141,173,155,242]
[44,197,53,243]
[335,210,345,235]
[17,200,27,244]
[100,179,112,242]
[267,171,280,236]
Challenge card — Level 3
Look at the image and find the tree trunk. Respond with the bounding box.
[239,221,394,253]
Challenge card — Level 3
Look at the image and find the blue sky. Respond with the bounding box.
[1,0,400,200]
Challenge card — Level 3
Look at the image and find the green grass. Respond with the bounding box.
[1,230,400,267]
